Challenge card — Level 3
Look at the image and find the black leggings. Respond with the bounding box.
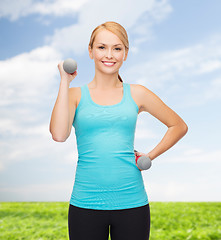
[68,203,150,240]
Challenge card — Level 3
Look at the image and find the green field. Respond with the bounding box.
[0,202,220,240]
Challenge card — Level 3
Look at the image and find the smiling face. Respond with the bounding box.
[88,29,128,75]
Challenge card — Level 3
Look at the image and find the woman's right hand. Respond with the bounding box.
[57,61,78,84]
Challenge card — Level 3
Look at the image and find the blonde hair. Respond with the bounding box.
[88,21,129,82]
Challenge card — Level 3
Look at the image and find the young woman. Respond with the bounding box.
[49,21,188,240]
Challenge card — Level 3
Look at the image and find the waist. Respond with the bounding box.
[71,164,148,210]
[75,156,142,187]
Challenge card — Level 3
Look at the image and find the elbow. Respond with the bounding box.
[181,122,188,135]
[49,126,68,142]
[50,131,67,142]
[51,135,67,142]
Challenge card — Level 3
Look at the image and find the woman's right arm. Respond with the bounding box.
[49,61,78,142]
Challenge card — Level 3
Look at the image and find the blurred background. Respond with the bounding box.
[0,0,220,202]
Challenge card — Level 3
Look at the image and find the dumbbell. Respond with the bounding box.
[134,149,152,170]
[63,58,77,74]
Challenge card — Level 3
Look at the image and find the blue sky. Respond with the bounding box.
[0,0,220,202]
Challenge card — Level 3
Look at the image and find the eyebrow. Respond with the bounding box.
[97,43,123,46]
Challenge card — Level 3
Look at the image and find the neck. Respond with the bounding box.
[90,71,122,90]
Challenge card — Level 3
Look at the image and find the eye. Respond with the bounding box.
[115,48,122,51]
[98,46,105,49]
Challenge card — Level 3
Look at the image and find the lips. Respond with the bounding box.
[102,61,116,66]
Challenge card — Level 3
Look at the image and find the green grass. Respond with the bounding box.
[0,202,220,240]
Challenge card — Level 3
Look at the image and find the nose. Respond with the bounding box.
[106,48,113,59]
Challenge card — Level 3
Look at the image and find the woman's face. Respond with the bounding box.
[88,29,128,75]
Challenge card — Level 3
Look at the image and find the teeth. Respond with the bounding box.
[103,62,115,66]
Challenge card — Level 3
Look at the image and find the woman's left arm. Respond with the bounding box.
[137,84,188,161]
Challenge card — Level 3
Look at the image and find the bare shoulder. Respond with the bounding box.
[128,84,142,113]
[130,83,153,95]
[131,83,161,102]
[129,83,154,113]
[132,83,169,114]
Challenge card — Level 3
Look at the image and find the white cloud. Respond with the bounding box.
[126,37,221,87]
[123,34,221,108]
[145,180,221,201]
[0,0,89,21]
[135,127,159,140]
[162,148,221,163]
[143,145,221,202]
[47,0,172,56]
[0,119,50,137]
[0,181,73,201]
[135,116,160,140]
[0,45,61,105]
[32,0,89,16]
[0,0,31,21]
[0,0,172,38]
[196,60,221,74]
[0,127,78,172]
[204,77,221,100]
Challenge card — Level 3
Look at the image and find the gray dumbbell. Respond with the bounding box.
[134,149,152,170]
[63,58,77,74]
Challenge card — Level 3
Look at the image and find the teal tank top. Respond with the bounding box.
[70,82,149,210]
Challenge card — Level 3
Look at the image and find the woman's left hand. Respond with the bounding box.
[134,151,151,171]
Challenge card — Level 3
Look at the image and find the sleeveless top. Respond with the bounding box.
[69,82,149,210]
